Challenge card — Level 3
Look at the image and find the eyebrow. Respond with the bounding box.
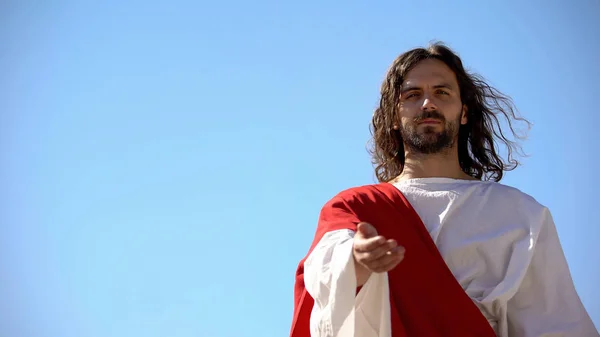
[400,83,455,94]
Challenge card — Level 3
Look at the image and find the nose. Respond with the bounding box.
[421,96,437,111]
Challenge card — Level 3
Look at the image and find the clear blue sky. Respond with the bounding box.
[2,1,599,336]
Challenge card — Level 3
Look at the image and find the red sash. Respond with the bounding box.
[290,183,497,337]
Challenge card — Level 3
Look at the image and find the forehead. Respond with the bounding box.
[401,58,458,87]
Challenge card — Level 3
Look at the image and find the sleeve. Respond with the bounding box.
[302,195,392,337]
[506,209,599,337]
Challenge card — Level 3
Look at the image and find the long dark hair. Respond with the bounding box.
[369,42,530,182]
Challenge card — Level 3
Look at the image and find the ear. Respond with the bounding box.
[460,105,468,125]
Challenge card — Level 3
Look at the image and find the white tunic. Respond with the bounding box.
[303,178,598,337]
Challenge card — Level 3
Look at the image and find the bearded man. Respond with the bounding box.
[289,42,598,337]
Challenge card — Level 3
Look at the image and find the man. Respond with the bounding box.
[290,43,598,337]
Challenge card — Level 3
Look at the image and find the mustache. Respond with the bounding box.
[414,111,445,123]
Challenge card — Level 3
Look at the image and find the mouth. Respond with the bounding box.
[418,119,442,125]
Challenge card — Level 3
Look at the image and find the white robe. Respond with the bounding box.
[303,178,598,337]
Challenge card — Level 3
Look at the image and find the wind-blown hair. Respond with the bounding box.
[369,42,530,182]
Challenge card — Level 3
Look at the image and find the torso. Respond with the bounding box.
[392,178,546,334]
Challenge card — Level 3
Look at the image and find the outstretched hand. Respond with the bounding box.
[353,222,405,275]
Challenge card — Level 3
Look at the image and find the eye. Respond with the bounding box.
[436,89,450,95]
[405,92,419,99]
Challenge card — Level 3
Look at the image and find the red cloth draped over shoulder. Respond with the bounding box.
[289,183,496,337]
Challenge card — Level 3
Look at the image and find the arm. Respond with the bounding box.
[303,229,391,337]
[506,209,599,336]
[299,190,400,337]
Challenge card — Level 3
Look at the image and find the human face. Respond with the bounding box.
[396,58,468,154]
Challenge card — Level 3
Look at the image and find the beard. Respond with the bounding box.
[399,110,460,154]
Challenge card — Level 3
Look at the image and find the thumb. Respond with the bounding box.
[357,222,378,238]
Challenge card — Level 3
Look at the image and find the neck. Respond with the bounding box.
[393,145,476,183]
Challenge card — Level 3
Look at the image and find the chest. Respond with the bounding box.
[401,189,533,284]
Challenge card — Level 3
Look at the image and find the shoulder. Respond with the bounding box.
[469,182,555,242]
[327,183,392,205]
[481,181,549,215]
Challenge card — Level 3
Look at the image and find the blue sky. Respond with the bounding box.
[2,1,599,336]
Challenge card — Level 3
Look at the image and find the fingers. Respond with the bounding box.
[354,235,387,253]
[357,239,398,260]
[354,222,384,252]
[354,242,406,273]
[353,221,406,273]
[369,246,405,273]
[357,222,378,238]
